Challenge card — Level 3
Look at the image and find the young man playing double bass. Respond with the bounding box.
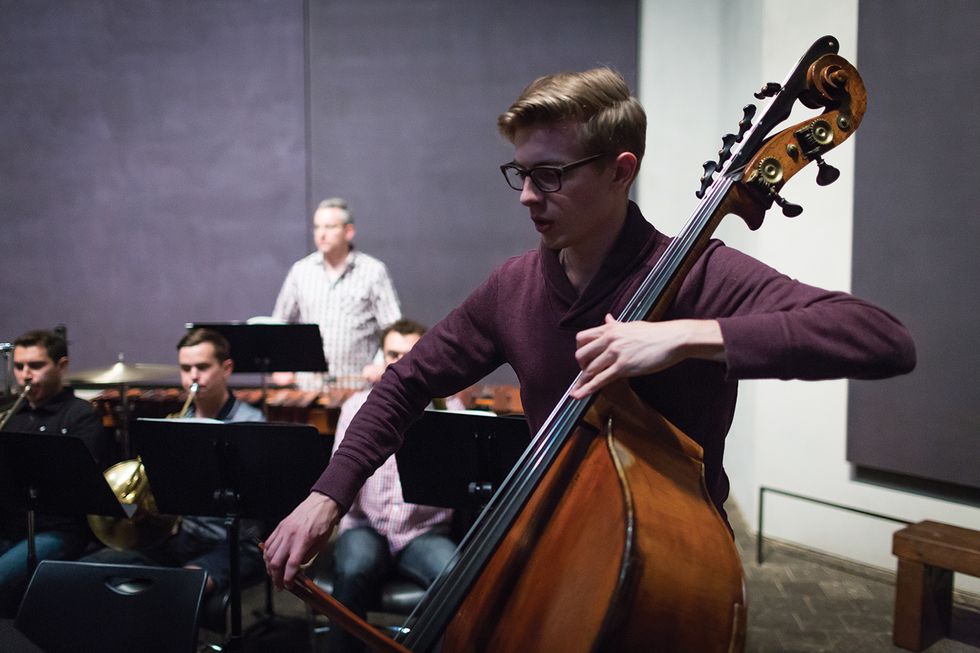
[264,68,915,596]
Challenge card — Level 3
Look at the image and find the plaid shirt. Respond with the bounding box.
[333,389,458,554]
[272,249,401,388]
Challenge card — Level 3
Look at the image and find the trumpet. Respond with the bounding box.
[173,381,199,418]
[0,383,32,431]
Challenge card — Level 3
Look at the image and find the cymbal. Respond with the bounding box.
[68,361,179,385]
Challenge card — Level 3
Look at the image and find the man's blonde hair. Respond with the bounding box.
[497,67,646,170]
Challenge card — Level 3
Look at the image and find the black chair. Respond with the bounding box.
[15,561,207,653]
[306,540,427,651]
[306,513,475,650]
[310,554,428,617]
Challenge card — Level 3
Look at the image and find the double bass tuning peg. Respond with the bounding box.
[695,160,718,199]
[718,134,737,165]
[753,82,781,99]
[737,105,756,141]
[814,156,840,186]
[770,190,803,218]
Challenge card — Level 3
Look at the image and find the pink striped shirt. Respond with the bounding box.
[332,388,460,554]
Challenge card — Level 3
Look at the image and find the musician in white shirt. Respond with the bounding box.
[272,197,401,390]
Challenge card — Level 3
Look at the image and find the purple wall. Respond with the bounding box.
[0,0,308,371]
[0,1,638,388]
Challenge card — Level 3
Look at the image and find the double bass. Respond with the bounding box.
[289,35,867,652]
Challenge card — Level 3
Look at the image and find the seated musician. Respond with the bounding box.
[325,318,462,653]
[0,329,111,617]
[83,328,264,597]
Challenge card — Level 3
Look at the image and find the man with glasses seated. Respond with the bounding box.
[265,68,915,599]
[324,318,462,653]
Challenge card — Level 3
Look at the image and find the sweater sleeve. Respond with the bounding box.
[312,270,507,510]
[677,242,916,381]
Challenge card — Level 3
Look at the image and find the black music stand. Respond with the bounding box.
[131,418,329,653]
[396,410,531,512]
[0,433,129,575]
[186,322,328,415]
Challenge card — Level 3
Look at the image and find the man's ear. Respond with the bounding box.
[345,223,357,243]
[222,358,234,378]
[612,151,639,189]
[56,357,69,373]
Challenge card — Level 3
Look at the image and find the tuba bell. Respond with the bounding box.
[87,383,197,550]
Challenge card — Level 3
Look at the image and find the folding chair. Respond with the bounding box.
[15,561,206,653]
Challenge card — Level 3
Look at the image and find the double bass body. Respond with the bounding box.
[442,379,746,653]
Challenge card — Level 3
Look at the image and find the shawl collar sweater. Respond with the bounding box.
[314,202,914,521]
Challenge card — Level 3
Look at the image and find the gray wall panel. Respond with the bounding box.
[848,1,980,491]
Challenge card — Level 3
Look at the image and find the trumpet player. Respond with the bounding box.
[83,328,265,597]
[0,328,110,617]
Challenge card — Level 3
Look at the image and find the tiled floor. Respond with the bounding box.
[234,502,980,652]
[731,503,980,653]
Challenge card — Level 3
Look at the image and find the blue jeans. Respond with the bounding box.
[0,531,89,617]
[327,526,455,653]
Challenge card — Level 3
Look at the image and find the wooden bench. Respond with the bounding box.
[892,520,980,651]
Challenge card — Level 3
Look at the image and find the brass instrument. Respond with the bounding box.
[0,383,31,430]
[87,458,180,550]
[87,384,195,551]
[172,381,198,418]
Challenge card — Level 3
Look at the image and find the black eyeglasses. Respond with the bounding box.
[500,152,609,193]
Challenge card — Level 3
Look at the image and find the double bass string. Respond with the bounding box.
[399,377,595,647]
[618,174,736,324]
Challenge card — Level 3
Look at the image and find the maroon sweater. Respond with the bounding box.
[313,202,915,517]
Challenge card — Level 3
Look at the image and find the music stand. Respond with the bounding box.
[186,322,328,416]
[131,418,329,652]
[0,432,129,574]
[395,410,531,512]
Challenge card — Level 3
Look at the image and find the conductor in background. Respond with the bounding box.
[0,329,110,617]
[82,328,264,597]
[271,197,401,390]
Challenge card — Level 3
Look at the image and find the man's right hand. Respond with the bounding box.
[263,491,340,590]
